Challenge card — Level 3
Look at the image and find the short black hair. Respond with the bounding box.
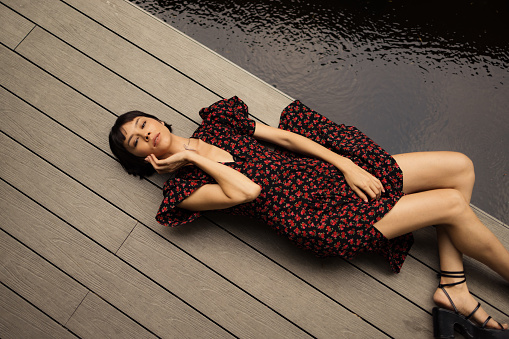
[109,111,172,178]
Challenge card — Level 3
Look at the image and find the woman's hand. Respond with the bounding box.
[341,160,385,202]
[145,151,193,174]
[151,149,260,211]
[254,123,386,202]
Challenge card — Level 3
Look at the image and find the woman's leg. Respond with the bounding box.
[373,151,509,329]
[392,151,475,201]
[433,226,507,330]
[387,152,509,279]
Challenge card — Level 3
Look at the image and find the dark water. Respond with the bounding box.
[131,0,509,224]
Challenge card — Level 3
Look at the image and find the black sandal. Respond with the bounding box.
[432,270,507,339]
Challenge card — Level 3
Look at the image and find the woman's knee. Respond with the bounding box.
[451,152,475,182]
[441,188,470,222]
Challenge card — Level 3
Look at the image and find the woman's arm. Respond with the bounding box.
[253,122,384,202]
[146,151,261,211]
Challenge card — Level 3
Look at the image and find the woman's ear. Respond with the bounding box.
[160,121,165,125]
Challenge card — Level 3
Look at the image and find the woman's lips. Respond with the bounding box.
[154,133,160,147]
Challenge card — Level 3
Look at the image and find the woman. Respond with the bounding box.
[110,96,508,338]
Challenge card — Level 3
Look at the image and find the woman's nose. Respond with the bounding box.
[145,131,151,140]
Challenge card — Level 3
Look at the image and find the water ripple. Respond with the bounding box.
[131,0,509,223]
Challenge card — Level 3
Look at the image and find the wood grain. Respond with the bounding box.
[0,3,34,50]
[0,179,232,338]
[118,223,310,338]
[209,213,435,338]
[3,0,220,122]
[0,0,507,337]
[66,292,158,339]
[0,49,381,338]
[0,229,88,325]
[0,283,77,339]
[15,25,198,143]
[1,88,137,253]
[64,0,294,126]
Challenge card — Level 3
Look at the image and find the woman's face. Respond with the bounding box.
[121,117,172,158]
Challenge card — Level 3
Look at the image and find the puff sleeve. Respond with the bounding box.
[198,96,256,136]
[155,176,206,227]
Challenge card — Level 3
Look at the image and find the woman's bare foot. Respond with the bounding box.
[433,282,508,330]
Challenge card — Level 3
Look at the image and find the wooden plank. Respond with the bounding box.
[127,222,385,337]
[0,283,77,339]
[15,26,198,138]
[1,83,310,335]
[0,11,440,339]
[0,36,170,179]
[76,0,294,125]
[0,89,136,253]
[118,223,309,338]
[0,229,88,325]
[410,226,509,316]
[66,292,157,339]
[473,205,509,232]
[0,54,163,230]
[2,25,500,337]
[0,48,382,338]
[7,0,504,334]
[0,3,34,49]
[209,213,435,338]
[14,24,197,141]
[0,177,232,338]
[3,0,291,126]
[3,0,220,123]
[0,44,110,153]
[0,128,240,339]
[11,23,188,189]
[214,212,509,332]
[351,206,509,321]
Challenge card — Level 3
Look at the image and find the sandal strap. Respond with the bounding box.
[438,286,459,313]
[439,270,465,276]
[437,270,466,314]
[465,302,481,320]
[481,317,506,330]
[436,270,505,331]
[482,316,492,328]
[438,278,466,288]
[437,270,466,288]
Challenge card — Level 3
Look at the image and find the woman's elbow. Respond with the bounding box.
[248,183,262,201]
[242,183,261,203]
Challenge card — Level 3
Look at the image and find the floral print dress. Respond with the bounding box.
[156,96,413,273]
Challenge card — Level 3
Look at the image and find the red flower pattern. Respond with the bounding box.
[156,97,413,273]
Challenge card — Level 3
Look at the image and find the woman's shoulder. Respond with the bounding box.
[197,96,255,137]
[198,96,247,120]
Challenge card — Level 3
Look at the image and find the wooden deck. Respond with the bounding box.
[0,0,508,338]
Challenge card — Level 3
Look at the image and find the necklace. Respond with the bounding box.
[183,138,196,151]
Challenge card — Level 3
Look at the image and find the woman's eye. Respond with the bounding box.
[134,138,138,147]
[142,121,146,128]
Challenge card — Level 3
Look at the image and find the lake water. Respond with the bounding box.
[130,0,509,224]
